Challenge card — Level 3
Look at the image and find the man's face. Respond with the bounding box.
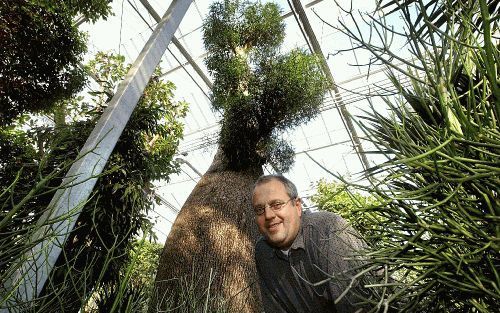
[252,179,302,249]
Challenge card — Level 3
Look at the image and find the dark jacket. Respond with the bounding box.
[255,211,369,313]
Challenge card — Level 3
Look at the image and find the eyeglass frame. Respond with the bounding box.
[253,198,296,216]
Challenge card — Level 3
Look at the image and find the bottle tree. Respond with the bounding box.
[152,1,327,312]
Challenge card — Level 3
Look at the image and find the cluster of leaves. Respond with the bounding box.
[203,0,327,171]
[0,0,87,126]
[85,240,164,313]
[44,52,187,311]
[1,52,187,312]
[0,0,113,127]
[311,180,381,246]
[327,0,499,311]
[36,0,113,22]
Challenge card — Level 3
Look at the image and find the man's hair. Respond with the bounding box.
[253,174,298,199]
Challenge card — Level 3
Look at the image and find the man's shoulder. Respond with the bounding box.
[255,236,274,259]
[302,210,347,229]
[302,211,367,252]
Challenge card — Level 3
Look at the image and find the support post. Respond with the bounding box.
[139,0,213,90]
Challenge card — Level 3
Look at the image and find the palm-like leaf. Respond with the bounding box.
[377,0,499,38]
[329,1,500,311]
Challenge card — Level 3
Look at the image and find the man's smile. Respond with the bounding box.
[267,221,282,231]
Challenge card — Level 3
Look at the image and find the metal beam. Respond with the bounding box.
[282,0,325,18]
[139,0,213,90]
[0,0,192,310]
[175,157,203,177]
[289,0,370,171]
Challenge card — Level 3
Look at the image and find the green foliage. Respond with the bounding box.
[43,52,187,309]
[203,0,285,79]
[127,240,164,289]
[377,0,499,37]
[90,283,148,313]
[0,129,39,197]
[0,0,87,126]
[151,270,228,313]
[330,0,499,311]
[0,0,112,126]
[311,180,381,245]
[0,52,187,312]
[0,129,50,289]
[85,53,187,181]
[84,240,163,313]
[203,0,327,171]
[36,0,113,22]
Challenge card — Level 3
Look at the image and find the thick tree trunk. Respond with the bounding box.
[151,149,263,313]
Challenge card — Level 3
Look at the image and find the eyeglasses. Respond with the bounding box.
[253,198,295,216]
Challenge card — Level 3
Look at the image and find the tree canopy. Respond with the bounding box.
[0,0,112,126]
[0,0,86,125]
[203,0,327,171]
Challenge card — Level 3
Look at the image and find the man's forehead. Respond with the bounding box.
[253,179,287,197]
[254,178,283,188]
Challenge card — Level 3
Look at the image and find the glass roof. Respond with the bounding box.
[81,0,405,241]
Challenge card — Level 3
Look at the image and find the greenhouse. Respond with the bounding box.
[0,0,498,312]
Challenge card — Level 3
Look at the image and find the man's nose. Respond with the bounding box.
[263,206,276,219]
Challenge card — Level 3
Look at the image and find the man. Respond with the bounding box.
[252,174,369,313]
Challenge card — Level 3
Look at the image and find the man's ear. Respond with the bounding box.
[296,198,302,216]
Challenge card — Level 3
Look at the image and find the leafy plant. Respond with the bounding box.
[312,180,381,245]
[0,0,113,127]
[83,239,163,313]
[203,0,328,171]
[0,0,86,126]
[0,52,187,312]
[321,0,499,311]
